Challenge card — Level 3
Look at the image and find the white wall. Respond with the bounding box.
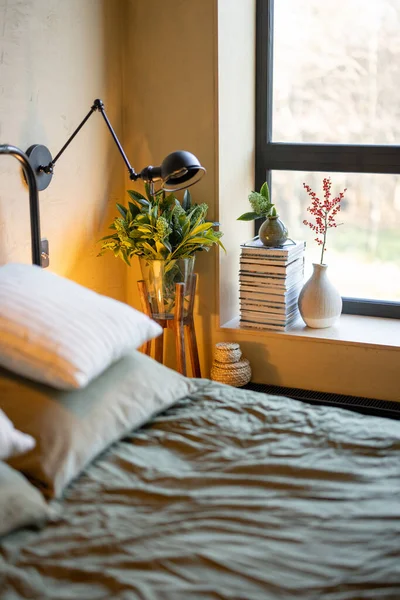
[218,0,255,324]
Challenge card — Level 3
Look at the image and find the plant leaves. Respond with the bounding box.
[116,203,128,218]
[190,222,213,236]
[127,189,147,201]
[183,189,192,211]
[269,204,277,217]
[163,239,172,253]
[122,253,132,267]
[98,185,226,264]
[128,202,140,217]
[260,181,270,202]
[99,233,119,241]
[141,241,158,255]
[162,193,176,208]
[237,211,260,221]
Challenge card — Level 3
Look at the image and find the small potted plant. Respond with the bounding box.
[237,181,288,246]
[98,185,224,319]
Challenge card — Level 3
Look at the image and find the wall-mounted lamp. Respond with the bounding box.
[0,98,206,267]
[26,98,206,193]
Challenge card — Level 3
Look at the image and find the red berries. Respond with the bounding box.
[303,178,346,263]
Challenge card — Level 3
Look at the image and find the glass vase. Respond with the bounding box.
[139,257,195,320]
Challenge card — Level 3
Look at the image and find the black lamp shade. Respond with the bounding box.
[160,151,206,192]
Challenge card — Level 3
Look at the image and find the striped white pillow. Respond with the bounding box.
[0,264,162,389]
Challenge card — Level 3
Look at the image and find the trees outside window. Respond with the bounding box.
[256,0,400,318]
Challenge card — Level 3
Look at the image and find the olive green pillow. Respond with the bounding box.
[0,350,195,499]
[0,461,50,538]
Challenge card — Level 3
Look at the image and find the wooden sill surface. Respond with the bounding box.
[221,314,400,351]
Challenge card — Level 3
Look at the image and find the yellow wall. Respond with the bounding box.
[0,0,126,298]
[123,0,219,374]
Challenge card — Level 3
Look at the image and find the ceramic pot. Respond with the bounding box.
[139,256,195,320]
[298,263,342,328]
[259,215,288,247]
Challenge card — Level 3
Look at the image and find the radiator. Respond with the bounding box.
[244,383,400,421]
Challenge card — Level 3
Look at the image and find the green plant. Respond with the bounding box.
[98,184,225,266]
[237,181,274,221]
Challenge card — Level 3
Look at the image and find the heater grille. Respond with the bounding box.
[244,383,400,420]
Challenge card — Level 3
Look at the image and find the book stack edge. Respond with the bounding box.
[239,237,305,332]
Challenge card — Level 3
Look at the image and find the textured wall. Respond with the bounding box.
[123,0,218,374]
[0,0,126,299]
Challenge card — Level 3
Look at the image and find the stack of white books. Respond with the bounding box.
[239,238,305,332]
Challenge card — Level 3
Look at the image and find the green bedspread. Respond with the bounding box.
[1,381,400,599]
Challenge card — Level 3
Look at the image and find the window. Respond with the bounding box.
[256,0,400,318]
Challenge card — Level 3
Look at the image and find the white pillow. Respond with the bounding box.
[0,409,35,460]
[0,263,162,390]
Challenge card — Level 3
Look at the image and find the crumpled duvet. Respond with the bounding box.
[1,380,400,600]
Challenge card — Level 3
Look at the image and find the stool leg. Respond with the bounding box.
[186,321,201,377]
[137,280,152,356]
[186,274,200,377]
[174,283,186,375]
[154,331,164,364]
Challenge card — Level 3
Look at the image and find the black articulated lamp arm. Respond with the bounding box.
[0,101,205,270]
[93,100,139,182]
[41,103,98,175]
[25,98,206,193]
[42,99,139,181]
[0,144,42,266]
[27,99,140,191]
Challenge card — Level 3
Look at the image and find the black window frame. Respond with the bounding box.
[255,0,400,319]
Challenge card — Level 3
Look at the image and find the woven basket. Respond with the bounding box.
[214,342,242,364]
[210,358,251,387]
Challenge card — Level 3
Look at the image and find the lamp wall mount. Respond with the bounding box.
[26,144,53,192]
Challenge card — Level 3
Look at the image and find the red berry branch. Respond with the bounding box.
[303,177,346,265]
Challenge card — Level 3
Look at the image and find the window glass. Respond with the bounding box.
[272,0,400,144]
[272,171,400,302]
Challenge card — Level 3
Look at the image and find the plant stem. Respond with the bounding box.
[320,214,328,264]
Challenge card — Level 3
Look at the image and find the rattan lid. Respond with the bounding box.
[215,342,240,352]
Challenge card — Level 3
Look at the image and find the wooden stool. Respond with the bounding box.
[137,273,201,378]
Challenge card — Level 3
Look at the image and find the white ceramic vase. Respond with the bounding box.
[298,263,342,329]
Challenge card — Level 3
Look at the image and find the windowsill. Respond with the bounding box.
[221,314,400,351]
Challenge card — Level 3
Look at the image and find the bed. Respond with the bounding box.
[1,375,400,600]
[0,264,400,600]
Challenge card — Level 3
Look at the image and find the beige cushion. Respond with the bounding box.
[0,263,162,390]
[0,461,50,538]
[0,350,194,499]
